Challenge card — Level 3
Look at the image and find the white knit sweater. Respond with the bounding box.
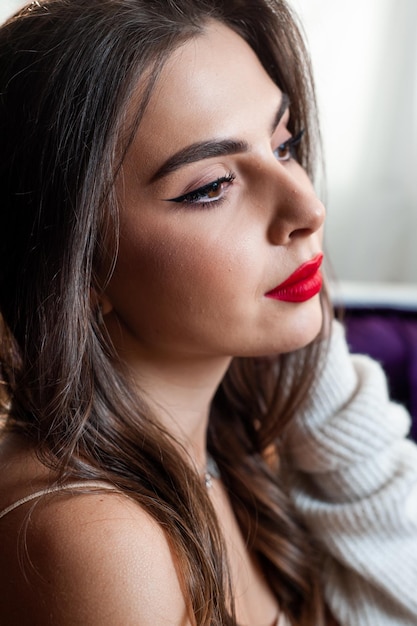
[286,321,417,626]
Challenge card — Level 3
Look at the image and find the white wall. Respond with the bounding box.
[0,0,26,21]
[288,0,417,286]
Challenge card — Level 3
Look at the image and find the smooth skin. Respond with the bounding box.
[0,21,325,625]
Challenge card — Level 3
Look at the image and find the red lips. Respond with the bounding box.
[265,253,323,303]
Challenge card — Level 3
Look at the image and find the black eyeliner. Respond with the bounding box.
[166,173,236,204]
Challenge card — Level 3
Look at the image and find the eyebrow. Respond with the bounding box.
[150,93,290,182]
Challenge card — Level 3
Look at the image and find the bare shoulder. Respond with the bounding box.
[0,437,190,625]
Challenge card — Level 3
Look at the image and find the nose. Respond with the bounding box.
[266,166,325,246]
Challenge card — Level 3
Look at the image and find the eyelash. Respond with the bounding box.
[166,129,305,209]
[274,129,305,161]
[167,172,236,209]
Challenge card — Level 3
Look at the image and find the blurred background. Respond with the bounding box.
[2,0,416,302]
[287,0,417,309]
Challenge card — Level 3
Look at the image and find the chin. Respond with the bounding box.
[291,311,324,354]
[254,296,324,357]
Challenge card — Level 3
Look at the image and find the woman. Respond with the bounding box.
[0,1,416,625]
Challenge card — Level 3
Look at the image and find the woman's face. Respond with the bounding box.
[103,21,325,364]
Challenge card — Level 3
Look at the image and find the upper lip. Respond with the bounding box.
[266,253,323,294]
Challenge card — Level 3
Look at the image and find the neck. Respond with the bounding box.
[116,345,231,468]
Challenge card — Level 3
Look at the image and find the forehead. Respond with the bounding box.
[126,21,282,179]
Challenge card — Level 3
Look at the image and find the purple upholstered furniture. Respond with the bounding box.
[333,282,417,441]
[344,309,417,441]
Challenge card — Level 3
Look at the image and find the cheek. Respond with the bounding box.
[110,215,261,319]
[178,227,262,308]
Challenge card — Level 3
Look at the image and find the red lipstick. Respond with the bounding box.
[265,253,323,302]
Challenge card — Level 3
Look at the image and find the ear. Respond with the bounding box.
[90,288,113,317]
[99,293,113,316]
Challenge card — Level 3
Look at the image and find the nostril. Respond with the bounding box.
[289,227,315,240]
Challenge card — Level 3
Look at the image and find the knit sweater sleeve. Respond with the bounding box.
[285,320,417,626]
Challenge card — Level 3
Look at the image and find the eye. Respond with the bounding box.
[166,172,236,208]
[274,129,305,162]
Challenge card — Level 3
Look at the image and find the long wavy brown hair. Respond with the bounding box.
[0,1,333,624]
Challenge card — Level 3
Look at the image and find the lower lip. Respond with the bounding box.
[265,269,323,303]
